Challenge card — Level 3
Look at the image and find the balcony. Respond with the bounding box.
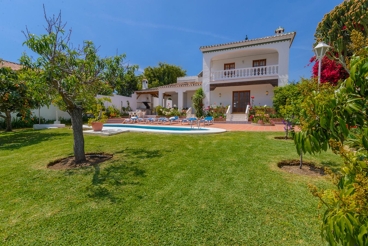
[211,65,278,82]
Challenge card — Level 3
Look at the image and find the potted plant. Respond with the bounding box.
[87,97,110,131]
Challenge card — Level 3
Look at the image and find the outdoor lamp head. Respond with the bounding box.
[314,42,330,60]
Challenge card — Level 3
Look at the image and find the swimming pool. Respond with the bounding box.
[102,123,226,134]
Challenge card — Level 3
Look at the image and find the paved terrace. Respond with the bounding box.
[106,118,285,132]
[207,123,285,132]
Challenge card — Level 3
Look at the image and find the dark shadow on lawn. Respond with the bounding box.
[0,129,69,150]
[84,148,163,202]
[320,160,342,172]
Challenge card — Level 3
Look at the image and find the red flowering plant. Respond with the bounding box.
[310,54,349,86]
[204,105,227,118]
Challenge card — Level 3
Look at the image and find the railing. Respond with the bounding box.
[226,105,231,120]
[177,76,202,83]
[211,65,278,81]
[186,107,192,118]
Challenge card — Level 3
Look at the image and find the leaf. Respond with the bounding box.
[362,135,368,150]
[338,118,349,137]
[358,225,367,246]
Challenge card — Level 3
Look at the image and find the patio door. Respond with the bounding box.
[224,62,235,77]
[232,91,250,113]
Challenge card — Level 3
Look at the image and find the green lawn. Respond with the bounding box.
[0,128,341,245]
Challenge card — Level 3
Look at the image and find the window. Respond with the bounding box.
[252,59,266,75]
[224,62,235,77]
[253,59,266,67]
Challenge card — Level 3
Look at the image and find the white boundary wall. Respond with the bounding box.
[23,94,138,121]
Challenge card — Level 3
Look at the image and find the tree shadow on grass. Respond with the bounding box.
[0,129,69,150]
[320,160,342,172]
[82,148,163,202]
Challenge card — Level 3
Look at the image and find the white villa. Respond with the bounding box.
[3,27,296,122]
[136,27,296,120]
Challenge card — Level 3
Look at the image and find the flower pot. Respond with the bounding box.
[257,120,264,125]
[91,122,103,131]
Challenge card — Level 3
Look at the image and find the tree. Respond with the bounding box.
[142,62,186,88]
[0,67,37,131]
[315,0,368,71]
[192,88,205,118]
[114,64,139,96]
[21,9,129,163]
[294,55,368,245]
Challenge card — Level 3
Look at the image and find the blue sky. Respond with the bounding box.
[0,0,342,82]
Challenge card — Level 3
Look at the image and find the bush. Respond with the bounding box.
[105,105,120,118]
[204,105,227,118]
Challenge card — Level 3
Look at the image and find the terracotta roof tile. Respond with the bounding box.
[0,60,22,71]
[200,32,296,52]
[158,82,202,89]
[136,82,202,93]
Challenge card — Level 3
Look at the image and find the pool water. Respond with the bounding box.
[103,124,226,134]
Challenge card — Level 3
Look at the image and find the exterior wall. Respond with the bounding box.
[210,84,275,110]
[27,94,137,121]
[30,104,71,121]
[97,94,137,111]
[202,38,292,106]
[202,55,211,107]
[211,52,278,71]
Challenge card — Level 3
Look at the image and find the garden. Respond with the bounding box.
[0,128,342,245]
[1,1,368,245]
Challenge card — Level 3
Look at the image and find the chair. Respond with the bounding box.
[136,111,146,123]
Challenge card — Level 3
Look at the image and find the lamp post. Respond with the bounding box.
[313,42,330,89]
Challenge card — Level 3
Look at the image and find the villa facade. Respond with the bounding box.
[137,27,296,117]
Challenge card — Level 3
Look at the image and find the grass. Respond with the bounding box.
[0,128,342,245]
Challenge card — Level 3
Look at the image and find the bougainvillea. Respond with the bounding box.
[310,55,349,85]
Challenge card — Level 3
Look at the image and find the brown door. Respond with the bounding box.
[232,91,250,113]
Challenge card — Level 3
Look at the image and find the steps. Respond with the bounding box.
[226,114,248,123]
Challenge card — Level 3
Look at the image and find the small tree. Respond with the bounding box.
[294,55,368,245]
[21,8,129,163]
[0,67,38,131]
[192,88,205,118]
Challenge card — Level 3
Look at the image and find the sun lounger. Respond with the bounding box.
[181,117,197,125]
[200,116,214,125]
[155,117,169,124]
[168,116,179,124]
[145,117,157,124]
[123,116,138,124]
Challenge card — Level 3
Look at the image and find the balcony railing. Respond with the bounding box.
[211,65,278,81]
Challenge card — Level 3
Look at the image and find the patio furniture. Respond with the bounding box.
[155,117,169,124]
[145,117,157,124]
[123,115,138,124]
[168,116,179,124]
[200,116,214,125]
[180,117,197,125]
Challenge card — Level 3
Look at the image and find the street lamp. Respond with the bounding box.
[313,42,330,89]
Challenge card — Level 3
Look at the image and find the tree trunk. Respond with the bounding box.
[5,111,12,132]
[69,107,86,163]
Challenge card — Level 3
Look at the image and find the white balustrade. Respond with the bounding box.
[211,65,278,81]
